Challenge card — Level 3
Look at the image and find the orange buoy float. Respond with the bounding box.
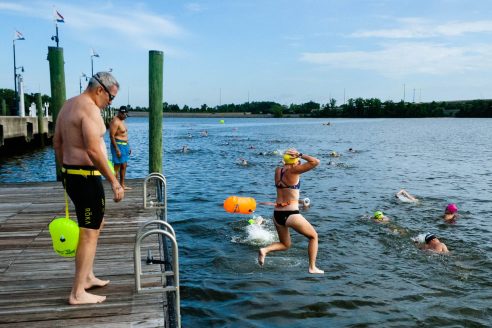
[223,196,256,214]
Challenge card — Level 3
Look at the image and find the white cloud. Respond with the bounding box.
[184,3,203,12]
[300,42,492,77]
[0,2,26,11]
[1,1,187,52]
[352,18,492,39]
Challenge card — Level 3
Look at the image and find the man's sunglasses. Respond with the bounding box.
[93,74,115,101]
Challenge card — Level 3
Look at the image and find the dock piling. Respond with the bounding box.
[0,99,6,116]
[148,50,164,174]
[35,93,44,146]
[47,46,66,180]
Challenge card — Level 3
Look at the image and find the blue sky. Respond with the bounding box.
[2,0,492,108]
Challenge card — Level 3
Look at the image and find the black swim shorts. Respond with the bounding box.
[273,210,300,226]
[62,165,105,230]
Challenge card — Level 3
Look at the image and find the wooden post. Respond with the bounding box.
[47,46,66,180]
[35,93,45,146]
[148,50,163,174]
[0,99,6,116]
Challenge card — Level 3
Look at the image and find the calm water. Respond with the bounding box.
[1,117,491,326]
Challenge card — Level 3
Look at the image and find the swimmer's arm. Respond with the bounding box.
[82,112,123,200]
[396,189,417,201]
[291,153,320,174]
[109,119,120,156]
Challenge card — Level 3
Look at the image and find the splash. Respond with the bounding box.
[411,233,428,244]
[245,223,277,245]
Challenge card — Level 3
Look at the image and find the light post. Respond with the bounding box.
[79,73,88,94]
[13,32,25,115]
[91,50,99,76]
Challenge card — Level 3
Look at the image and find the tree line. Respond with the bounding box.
[2,87,492,118]
[154,98,492,118]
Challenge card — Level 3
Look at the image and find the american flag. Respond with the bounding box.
[15,30,25,40]
[55,10,65,23]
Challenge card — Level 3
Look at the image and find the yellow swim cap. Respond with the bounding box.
[374,211,384,220]
[283,153,299,165]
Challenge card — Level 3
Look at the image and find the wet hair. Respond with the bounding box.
[425,234,437,244]
[88,71,119,90]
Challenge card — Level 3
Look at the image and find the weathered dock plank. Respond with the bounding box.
[0,179,170,327]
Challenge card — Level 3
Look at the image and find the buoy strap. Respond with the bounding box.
[63,179,69,220]
[275,200,296,208]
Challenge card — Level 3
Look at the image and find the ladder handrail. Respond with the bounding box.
[143,173,167,210]
[134,228,181,327]
[136,219,176,239]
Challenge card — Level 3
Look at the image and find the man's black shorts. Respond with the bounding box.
[63,164,105,230]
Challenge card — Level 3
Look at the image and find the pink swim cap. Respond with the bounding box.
[445,203,458,214]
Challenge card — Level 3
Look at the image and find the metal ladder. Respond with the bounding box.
[134,173,181,328]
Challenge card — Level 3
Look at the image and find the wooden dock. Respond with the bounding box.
[0,179,170,327]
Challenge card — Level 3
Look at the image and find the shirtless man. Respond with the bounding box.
[110,106,131,189]
[53,71,124,305]
[420,233,449,253]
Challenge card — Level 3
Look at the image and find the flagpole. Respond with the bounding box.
[52,9,63,47]
[51,23,59,47]
[55,23,59,47]
[13,39,17,114]
[12,34,24,115]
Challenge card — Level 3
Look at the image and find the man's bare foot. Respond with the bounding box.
[309,267,324,274]
[84,277,110,290]
[69,291,106,305]
[123,186,132,190]
[258,249,266,266]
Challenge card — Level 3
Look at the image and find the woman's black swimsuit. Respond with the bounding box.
[273,168,301,225]
[275,168,301,189]
[273,210,300,226]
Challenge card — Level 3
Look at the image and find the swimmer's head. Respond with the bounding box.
[247,219,255,225]
[445,203,458,214]
[373,211,384,220]
[283,149,300,165]
[425,233,437,244]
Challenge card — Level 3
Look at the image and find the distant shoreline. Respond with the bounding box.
[129,111,286,118]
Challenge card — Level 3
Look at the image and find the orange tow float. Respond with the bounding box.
[223,196,257,214]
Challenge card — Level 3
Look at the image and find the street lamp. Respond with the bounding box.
[13,31,25,115]
[79,73,88,94]
[91,49,99,76]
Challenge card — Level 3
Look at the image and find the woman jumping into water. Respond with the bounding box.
[258,149,323,274]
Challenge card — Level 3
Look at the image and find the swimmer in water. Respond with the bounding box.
[258,149,323,274]
[418,233,449,253]
[395,189,418,203]
[372,211,408,235]
[181,145,189,153]
[248,216,265,225]
[329,151,340,157]
[443,203,458,222]
[238,158,248,166]
[372,211,390,223]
